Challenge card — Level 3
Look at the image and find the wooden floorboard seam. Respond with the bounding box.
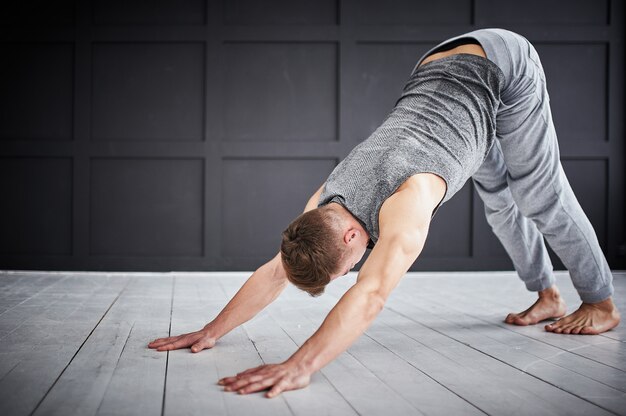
[411,288,626,392]
[0,276,66,318]
[422,284,626,372]
[93,321,136,416]
[241,324,297,416]
[220,277,349,416]
[382,304,623,416]
[285,284,501,415]
[161,277,175,416]
[344,333,483,416]
[275,288,487,415]
[269,315,363,416]
[28,278,131,416]
[360,331,488,415]
[0,276,71,339]
[268,305,430,415]
[320,282,619,415]
[315,292,513,414]
[377,286,626,414]
[340,344,426,415]
[2,272,623,416]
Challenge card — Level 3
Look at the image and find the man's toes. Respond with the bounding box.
[580,326,599,335]
[571,326,583,335]
[505,313,517,324]
[561,326,573,334]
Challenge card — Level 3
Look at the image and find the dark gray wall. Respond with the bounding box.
[0,0,624,271]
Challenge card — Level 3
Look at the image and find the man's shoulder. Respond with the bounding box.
[382,173,445,215]
[377,173,445,240]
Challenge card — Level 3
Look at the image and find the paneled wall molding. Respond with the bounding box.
[0,0,623,271]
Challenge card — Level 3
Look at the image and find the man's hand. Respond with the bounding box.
[218,362,311,398]
[148,328,216,353]
[147,252,288,355]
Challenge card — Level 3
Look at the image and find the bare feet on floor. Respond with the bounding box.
[545,297,621,335]
[505,285,567,326]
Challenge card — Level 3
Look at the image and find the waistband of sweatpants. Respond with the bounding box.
[412,28,525,91]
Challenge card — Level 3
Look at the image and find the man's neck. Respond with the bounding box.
[327,202,370,240]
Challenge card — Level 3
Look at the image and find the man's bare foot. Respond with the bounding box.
[505,285,567,326]
[545,297,621,335]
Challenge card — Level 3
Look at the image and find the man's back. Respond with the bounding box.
[318,52,503,246]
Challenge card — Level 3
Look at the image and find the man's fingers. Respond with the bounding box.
[239,378,277,395]
[221,373,265,389]
[266,380,288,398]
[190,338,214,353]
[224,375,266,392]
[156,336,194,351]
[219,367,273,388]
[148,336,180,348]
[218,376,238,386]
[217,365,267,383]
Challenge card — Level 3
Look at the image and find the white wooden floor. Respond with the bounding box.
[0,270,624,416]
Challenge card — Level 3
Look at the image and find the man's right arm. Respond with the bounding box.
[148,184,325,353]
[202,183,325,342]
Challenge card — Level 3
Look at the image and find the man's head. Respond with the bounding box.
[280,203,369,296]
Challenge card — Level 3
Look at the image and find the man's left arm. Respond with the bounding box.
[219,182,439,397]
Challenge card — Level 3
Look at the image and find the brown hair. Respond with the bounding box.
[280,207,346,296]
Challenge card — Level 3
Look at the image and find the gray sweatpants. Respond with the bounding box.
[415,28,614,303]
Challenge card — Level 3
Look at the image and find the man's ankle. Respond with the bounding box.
[538,284,561,300]
[585,297,618,312]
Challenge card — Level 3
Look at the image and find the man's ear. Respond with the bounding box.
[344,228,359,244]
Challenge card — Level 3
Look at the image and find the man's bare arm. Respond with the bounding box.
[148,185,325,352]
[219,175,443,397]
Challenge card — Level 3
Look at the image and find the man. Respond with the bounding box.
[148,28,620,398]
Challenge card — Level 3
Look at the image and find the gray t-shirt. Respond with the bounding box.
[318,53,504,248]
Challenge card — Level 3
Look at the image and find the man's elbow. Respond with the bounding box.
[364,290,386,320]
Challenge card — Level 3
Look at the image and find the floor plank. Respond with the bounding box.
[161,276,232,416]
[96,276,172,416]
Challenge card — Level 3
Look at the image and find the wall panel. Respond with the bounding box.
[223,42,338,142]
[0,43,74,141]
[224,0,338,25]
[91,42,205,141]
[477,0,609,25]
[89,158,204,256]
[93,0,206,25]
[0,158,72,255]
[355,0,472,25]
